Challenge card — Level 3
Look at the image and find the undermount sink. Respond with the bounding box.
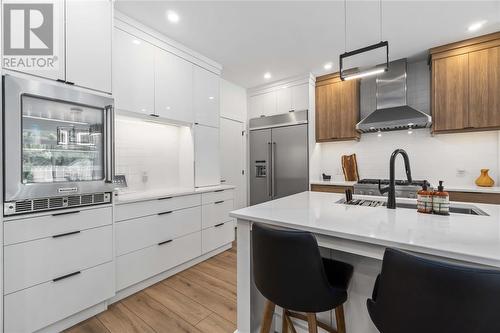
[336,198,489,216]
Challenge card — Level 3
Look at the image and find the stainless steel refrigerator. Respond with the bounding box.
[250,110,309,205]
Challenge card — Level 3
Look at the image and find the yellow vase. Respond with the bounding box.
[475,169,495,187]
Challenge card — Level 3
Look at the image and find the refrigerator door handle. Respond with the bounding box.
[267,142,272,197]
[272,142,277,198]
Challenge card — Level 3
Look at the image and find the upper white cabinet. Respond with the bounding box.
[249,82,310,119]
[194,67,220,127]
[194,124,221,187]
[291,84,309,111]
[248,91,277,119]
[155,48,194,123]
[5,0,112,93]
[66,0,112,93]
[113,28,155,115]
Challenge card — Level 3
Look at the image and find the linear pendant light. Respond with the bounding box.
[339,0,389,81]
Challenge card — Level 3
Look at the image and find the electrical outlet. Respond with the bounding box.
[456,169,466,177]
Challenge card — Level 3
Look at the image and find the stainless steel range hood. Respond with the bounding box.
[356,59,431,133]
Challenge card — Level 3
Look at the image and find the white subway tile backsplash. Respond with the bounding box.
[115,115,194,192]
[317,129,499,187]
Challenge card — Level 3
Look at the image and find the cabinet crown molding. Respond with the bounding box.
[114,11,222,75]
[248,73,315,96]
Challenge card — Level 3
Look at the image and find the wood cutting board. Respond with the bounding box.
[341,154,360,181]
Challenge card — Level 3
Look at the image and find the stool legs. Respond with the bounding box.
[306,313,318,333]
[335,305,346,333]
[282,310,289,333]
[260,300,276,333]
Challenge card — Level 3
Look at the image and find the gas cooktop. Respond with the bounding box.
[354,179,431,198]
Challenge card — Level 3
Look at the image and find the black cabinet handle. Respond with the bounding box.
[158,197,172,200]
[158,211,173,216]
[66,81,75,85]
[214,189,224,193]
[150,114,159,118]
[53,230,81,238]
[53,271,81,282]
[214,223,225,227]
[158,239,173,246]
[214,200,224,204]
[52,210,80,217]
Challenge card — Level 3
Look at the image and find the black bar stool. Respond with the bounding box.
[252,223,353,333]
[367,248,500,333]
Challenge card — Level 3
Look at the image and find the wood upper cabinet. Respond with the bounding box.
[432,54,469,131]
[431,31,500,133]
[315,74,359,142]
[468,46,500,129]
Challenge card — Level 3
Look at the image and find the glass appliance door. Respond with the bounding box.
[22,96,104,184]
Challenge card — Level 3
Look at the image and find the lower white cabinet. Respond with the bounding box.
[115,206,201,256]
[115,188,234,291]
[116,231,202,290]
[4,225,113,295]
[202,220,236,254]
[5,262,114,333]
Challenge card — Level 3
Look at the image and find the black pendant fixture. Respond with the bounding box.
[339,0,389,81]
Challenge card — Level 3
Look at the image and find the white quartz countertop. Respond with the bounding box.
[230,191,500,267]
[115,184,235,204]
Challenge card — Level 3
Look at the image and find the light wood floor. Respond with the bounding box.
[65,245,237,333]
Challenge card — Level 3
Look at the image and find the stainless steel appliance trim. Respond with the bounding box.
[267,142,272,197]
[249,110,308,130]
[272,142,276,198]
[3,74,115,202]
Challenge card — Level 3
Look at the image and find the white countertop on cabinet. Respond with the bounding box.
[230,191,500,267]
[446,185,500,194]
[310,180,357,186]
[115,185,235,204]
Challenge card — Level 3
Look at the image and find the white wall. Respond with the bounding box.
[115,115,194,192]
[317,129,499,187]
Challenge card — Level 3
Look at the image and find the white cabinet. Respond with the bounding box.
[291,84,309,111]
[66,0,112,93]
[248,91,277,119]
[249,83,309,119]
[5,0,112,93]
[276,87,292,114]
[113,28,155,115]
[202,220,235,254]
[194,66,220,127]
[155,48,194,123]
[194,124,221,187]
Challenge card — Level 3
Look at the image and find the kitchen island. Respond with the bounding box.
[230,191,500,333]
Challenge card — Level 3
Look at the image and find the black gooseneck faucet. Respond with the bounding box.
[378,149,413,209]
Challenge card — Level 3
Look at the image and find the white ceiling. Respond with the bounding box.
[115,1,500,88]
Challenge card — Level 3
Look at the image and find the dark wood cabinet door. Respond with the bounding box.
[432,53,469,132]
[469,46,500,129]
[340,80,360,139]
[315,75,359,142]
[315,81,340,141]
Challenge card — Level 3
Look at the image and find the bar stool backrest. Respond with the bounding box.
[367,248,500,333]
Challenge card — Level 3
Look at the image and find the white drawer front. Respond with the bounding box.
[201,189,234,205]
[4,207,112,245]
[116,206,201,256]
[4,225,113,294]
[202,199,234,229]
[202,220,235,254]
[115,194,201,221]
[5,262,114,333]
[116,231,201,290]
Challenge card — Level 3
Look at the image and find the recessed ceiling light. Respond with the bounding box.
[264,72,272,80]
[167,10,180,23]
[208,96,215,100]
[324,62,333,70]
[132,39,141,45]
[468,20,487,32]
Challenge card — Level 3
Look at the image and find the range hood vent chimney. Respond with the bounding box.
[356,59,431,133]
